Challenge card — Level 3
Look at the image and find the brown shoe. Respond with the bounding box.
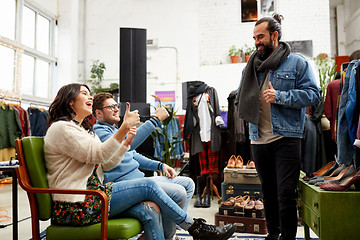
[255,198,265,218]
[255,198,264,210]
[244,198,256,217]
[234,195,250,208]
[227,155,236,168]
[246,160,256,169]
[220,197,236,206]
[235,155,244,168]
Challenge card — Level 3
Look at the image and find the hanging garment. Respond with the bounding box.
[324,79,340,142]
[153,117,184,161]
[337,60,358,165]
[0,103,22,150]
[13,105,31,138]
[345,62,360,148]
[186,86,222,156]
[28,107,48,136]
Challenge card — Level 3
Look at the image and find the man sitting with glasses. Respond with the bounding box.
[92,92,195,240]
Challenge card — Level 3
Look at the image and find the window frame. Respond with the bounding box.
[0,0,57,103]
[240,0,277,24]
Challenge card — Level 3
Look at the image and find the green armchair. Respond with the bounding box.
[15,137,143,240]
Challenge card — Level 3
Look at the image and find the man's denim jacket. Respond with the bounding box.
[249,53,320,140]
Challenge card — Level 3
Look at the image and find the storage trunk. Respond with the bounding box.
[221,182,263,200]
[223,167,261,184]
[215,213,267,234]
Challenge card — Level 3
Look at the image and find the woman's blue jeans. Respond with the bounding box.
[108,178,194,239]
[116,176,195,240]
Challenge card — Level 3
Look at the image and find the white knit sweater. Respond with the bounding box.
[44,121,129,202]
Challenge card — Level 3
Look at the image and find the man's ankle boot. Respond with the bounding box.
[188,218,236,240]
[202,176,211,208]
[194,176,203,208]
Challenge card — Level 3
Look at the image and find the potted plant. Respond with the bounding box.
[87,60,106,94]
[314,53,337,130]
[87,60,119,94]
[314,53,337,103]
[228,45,241,63]
[244,44,256,62]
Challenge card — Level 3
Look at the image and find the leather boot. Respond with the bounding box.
[188,218,236,240]
[193,176,203,208]
[202,176,211,208]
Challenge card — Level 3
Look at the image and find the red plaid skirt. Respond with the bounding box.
[198,141,219,175]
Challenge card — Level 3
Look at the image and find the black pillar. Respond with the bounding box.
[119,27,149,117]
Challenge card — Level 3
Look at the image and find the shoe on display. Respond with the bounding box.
[235,155,244,168]
[188,218,236,240]
[227,155,236,168]
[245,160,256,169]
[320,168,360,191]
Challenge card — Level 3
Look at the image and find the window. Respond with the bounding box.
[0,0,56,101]
[240,0,275,23]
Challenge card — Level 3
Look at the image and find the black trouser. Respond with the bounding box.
[251,137,301,240]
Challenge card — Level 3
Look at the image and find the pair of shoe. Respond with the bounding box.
[188,218,236,240]
[308,163,347,185]
[220,195,250,207]
[315,165,355,186]
[304,161,337,182]
[244,198,264,218]
[320,168,360,191]
[227,155,244,168]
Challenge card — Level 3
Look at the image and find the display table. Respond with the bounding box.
[0,165,18,240]
[298,171,360,240]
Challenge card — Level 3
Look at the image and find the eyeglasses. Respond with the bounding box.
[100,103,120,111]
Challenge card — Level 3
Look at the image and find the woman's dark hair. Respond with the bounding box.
[48,83,93,131]
[255,13,284,40]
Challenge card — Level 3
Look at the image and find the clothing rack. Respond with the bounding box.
[0,95,22,104]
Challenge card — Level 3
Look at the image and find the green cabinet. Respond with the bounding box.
[298,171,360,240]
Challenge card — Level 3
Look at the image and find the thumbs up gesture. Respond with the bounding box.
[263,82,276,103]
[123,102,140,128]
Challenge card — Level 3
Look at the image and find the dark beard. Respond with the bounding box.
[257,41,274,60]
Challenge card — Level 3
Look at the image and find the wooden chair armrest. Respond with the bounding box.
[16,169,109,239]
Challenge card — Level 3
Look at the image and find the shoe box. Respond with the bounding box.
[223,167,261,185]
[215,213,267,234]
[221,182,263,200]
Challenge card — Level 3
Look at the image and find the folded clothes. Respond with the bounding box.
[0,159,19,166]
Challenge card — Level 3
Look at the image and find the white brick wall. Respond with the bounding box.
[199,0,331,65]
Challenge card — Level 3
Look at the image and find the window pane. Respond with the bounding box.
[22,54,35,95]
[0,46,15,91]
[37,15,50,54]
[0,0,16,40]
[35,59,49,98]
[241,0,258,22]
[22,6,35,48]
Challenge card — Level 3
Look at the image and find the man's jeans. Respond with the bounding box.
[251,137,301,240]
[113,176,195,240]
[109,177,193,240]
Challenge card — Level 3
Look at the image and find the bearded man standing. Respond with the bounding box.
[235,14,320,240]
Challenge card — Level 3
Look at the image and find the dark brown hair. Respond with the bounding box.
[92,92,114,117]
[255,13,284,40]
[350,50,360,61]
[48,83,93,130]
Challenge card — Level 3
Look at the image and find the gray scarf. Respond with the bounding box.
[235,41,291,125]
